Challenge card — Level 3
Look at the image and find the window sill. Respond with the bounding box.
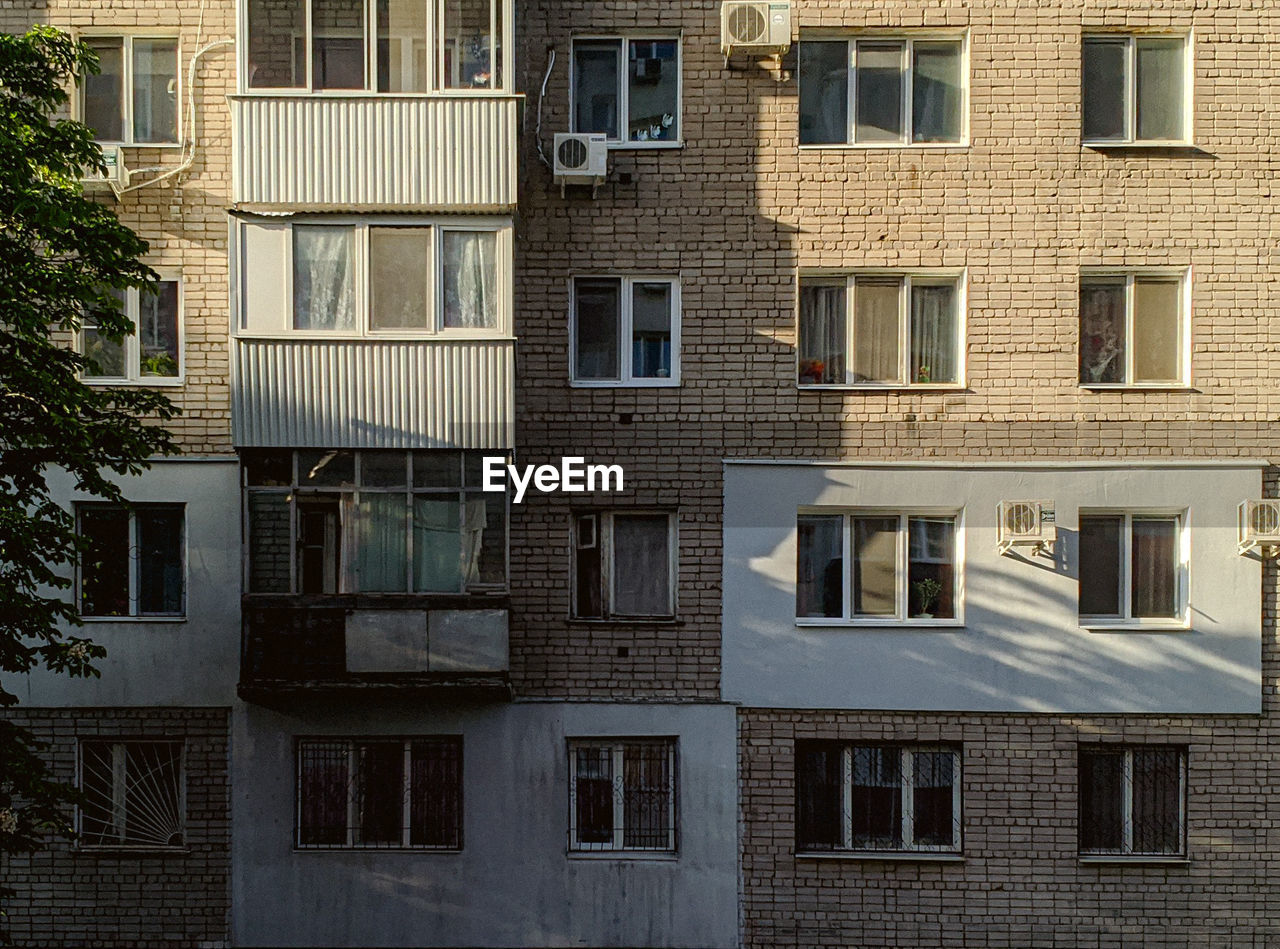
[568,850,678,861]
[797,851,964,863]
[1080,620,1190,632]
[77,846,188,856]
[795,619,964,630]
[798,383,966,392]
[1079,384,1193,392]
[1079,854,1189,865]
[294,846,462,854]
[568,617,684,627]
[96,141,183,150]
[570,379,680,388]
[799,142,968,151]
[1083,140,1194,150]
[79,615,187,624]
[230,90,519,100]
[84,377,185,388]
[605,141,682,151]
[234,332,516,343]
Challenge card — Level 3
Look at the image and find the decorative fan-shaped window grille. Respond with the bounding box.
[80,741,185,847]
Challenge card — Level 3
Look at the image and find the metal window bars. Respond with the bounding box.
[79,740,185,848]
[569,739,676,852]
[1079,744,1186,856]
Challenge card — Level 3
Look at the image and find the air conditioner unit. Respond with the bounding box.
[1238,500,1280,556]
[553,133,608,196]
[997,500,1056,555]
[81,144,126,191]
[721,1,792,60]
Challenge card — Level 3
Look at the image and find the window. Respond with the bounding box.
[799,37,965,146]
[81,36,179,145]
[244,450,507,595]
[236,220,507,337]
[1079,272,1187,386]
[569,739,676,852]
[797,512,959,623]
[244,0,506,92]
[1082,35,1188,144]
[296,737,462,849]
[81,282,182,383]
[1079,745,1185,857]
[796,742,961,854]
[571,277,679,385]
[798,275,962,386]
[78,504,184,618]
[1078,512,1185,624]
[79,741,184,848]
[571,512,676,619]
[571,37,680,145]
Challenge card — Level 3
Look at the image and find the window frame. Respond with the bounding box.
[567,738,678,854]
[568,275,681,387]
[568,34,683,149]
[76,739,186,851]
[76,502,187,620]
[1077,744,1188,860]
[797,271,966,389]
[77,32,183,147]
[1081,33,1193,147]
[797,33,969,149]
[80,279,185,386]
[570,511,678,621]
[1077,509,1189,630]
[1078,269,1191,389]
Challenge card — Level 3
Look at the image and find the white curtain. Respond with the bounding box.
[461,498,487,586]
[798,284,846,383]
[294,226,356,331]
[443,231,497,329]
[852,279,900,383]
[909,284,957,384]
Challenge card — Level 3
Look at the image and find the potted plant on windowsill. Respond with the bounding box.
[911,578,943,619]
[799,359,826,384]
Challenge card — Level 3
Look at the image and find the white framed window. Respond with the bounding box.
[78,740,185,849]
[570,36,681,146]
[1079,745,1186,858]
[243,0,510,93]
[81,281,182,384]
[1079,271,1189,387]
[1078,512,1187,627]
[799,36,966,147]
[572,511,676,619]
[77,504,185,618]
[570,277,680,385]
[569,739,676,852]
[80,35,180,145]
[796,511,961,625]
[798,273,963,387]
[1082,35,1190,145]
[244,449,507,595]
[796,742,962,855]
[234,218,510,338]
[296,737,462,849]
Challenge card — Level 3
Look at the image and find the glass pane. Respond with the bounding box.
[361,451,407,487]
[797,515,843,618]
[1132,278,1181,383]
[465,491,506,586]
[852,516,897,617]
[855,42,904,143]
[370,228,431,330]
[612,514,672,616]
[799,41,849,145]
[574,278,621,380]
[795,744,842,850]
[297,450,356,488]
[1132,518,1178,618]
[246,0,305,88]
[247,491,292,594]
[1079,280,1126,384]
[631,282,672,379]
[850,746,902,849]
[377,0,429,92]
[852,278,901,383]
[798,283,846,384]
[131,39,178,143]
[83,329,127,379]
[574,514,603,619]
[244,450,293,487]
[442,0,495,89]
[139,282,179,377]
[412,450,462,489]
[622,743,671,848]
[442,231,498,329]
[912,751,956,847]
[355,741,404,845]
[912,42,963,143]
[1132,748,1183,854]
[312,0,367,90]
[1079,515,1122,616]
[294,227,356,331]
[1082,38,1126,140]
[80,507,130,616]
[413,496,462,592]
[136,507,183,614]
[573,41,620,138]
[296,499,340,594]
[409,739,462,848]
[627,40,678,142]
[574,747,614,846]
[909,283,957,384]
[1079,749,1124,852]
[299,741,349,846]
[907,517,955,619]
[79,742,118,844]
[1136,39,1184,141]
[83,38,124,141]
[354,494,408,592]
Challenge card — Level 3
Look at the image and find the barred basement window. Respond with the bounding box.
[796,742,961,854]
[569,739,677,852]
[1079,745,1186,857]
[297,737,462,849]
[79,741,185,848]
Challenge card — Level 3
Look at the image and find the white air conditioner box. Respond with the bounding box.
[996,500,1056,555]
[721,1,792,59]
[81,144,125,190]
[553,133,608,192]
[1238,500,1280,556]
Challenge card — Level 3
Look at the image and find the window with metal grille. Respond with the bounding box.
[568,739,676,852]
[296,737,462,849]
[79,740,185,848]
[1079,745,1186,857]
[796,742,961,854]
